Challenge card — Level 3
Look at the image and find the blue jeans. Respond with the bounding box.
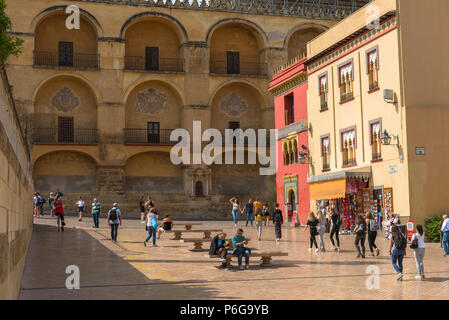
[145,226,156,245]
[93,212,99,228]
[233,246,251,266]
[392,248,405,273]
[231,210,239,225]
[246,213,253,226]
[110,223,119,241]
[442,231,449,254]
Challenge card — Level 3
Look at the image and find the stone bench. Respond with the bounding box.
[208,251,288,268]
[181,238,251,252]
[172,223,203,231]
[165,229,223,240]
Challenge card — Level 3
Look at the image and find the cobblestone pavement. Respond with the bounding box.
[20,215,449,300]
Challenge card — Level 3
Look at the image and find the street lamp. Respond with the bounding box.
[380,129,399,146]
[299,152,308,164]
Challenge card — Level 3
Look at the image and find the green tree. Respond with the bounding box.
[424,216,443,243]
[0,0,24,63]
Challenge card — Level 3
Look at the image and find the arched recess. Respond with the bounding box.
[284,23,328,60]
[124,80,183,135]
[210,81,265,131]
[33,151,98,193]
[207,19,268,75]
[122,13,186,71]
[33,7,99,68]
[125,151,183,193]
[33,75,99,134]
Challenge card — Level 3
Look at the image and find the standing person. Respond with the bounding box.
[244,199,254,227]
[144,208,158,247]
[145,196,154,210]
[48,192,55,217]
[232,228,251,270]
[253,198,262,220]
[139,196,146,223]
[263,203,270,226]
[33,192,40,218]
[272,203,283,241]
[305,212,319,253]
[53,198,65,231]
[108,203,122,242]
[255,207,263,241]
[55,189,63,201]
[77,196,85,222]
[329,208,341,252]
[91,198,101,228]
[353,214,367,258]
[389,224,407,280]
[366,212,380,257]
[316,211,327,252]
[441,214,449,257]
[411,224,426,280]
[38,193,46,216]
[229,197,241,227]
[209,232,229,263]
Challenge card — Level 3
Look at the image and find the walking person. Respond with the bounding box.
[91,198,101,228]
[49,192,55,217]
[77,196,85,222]
[33,192,40,218]
[389,224,407,280]
[329,208,341,252]
[263,203,270,226]
[139,196,146,223]
[108,203,122,242]
[255,207,263,241]
[232,228,251,270]
[253,198,262,219]
[244,199,254,227]
[144,208,158,247]
[366,212,380,257]
[441,214,449,257]
[411,224,426,280]
[55,188,63,201]
[353,214,367,258]
[53,197,65,232]
[37,193,45,216]
[316,211,327,252]
[305,212,319,253]
[229,197,241,227]
[272,203,283,241]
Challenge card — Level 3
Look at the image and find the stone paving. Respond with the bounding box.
[20,215,449,300]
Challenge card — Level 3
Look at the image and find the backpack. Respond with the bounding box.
[108,208,118,221]
[394,232,407,250]
[39,196,46,204]
[152,215,158,229]
[370,219,379,231]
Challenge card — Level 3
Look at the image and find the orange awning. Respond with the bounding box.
[309,178,346,200]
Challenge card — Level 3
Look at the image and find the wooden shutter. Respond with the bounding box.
[147,122,160,143]
[145,47,159,71]
[58,116,74,143]
[58,42,73,67]
[229,121,240,130]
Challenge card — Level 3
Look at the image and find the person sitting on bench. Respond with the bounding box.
[157,215,173,239]
[209,232,229,262]
[232,228,251,270]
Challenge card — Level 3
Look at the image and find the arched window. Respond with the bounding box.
[195,181,204,196]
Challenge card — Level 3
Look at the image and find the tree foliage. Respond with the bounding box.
[0,0,24,63]
[424,216,443,243]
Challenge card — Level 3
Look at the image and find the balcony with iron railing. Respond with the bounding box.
[371,152,382,161]
[32,128,99,144]
[342,158,357,166]
[123,128,175,145]
[340,91,354,103]
[124,56,183,72]
[210,60,267,77]
[33,51,99,69]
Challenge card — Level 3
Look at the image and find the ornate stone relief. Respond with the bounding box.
[219,92,248,117]
[134,88,169,114]
[51,87,80,112]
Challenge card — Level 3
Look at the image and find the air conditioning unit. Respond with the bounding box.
[383,89,396,103]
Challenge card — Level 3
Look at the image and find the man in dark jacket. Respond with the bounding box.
[273,203,284,241]
[209,232,228,262]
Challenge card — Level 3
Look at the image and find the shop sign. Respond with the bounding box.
[406,220,414,241]
[415,147,425,155]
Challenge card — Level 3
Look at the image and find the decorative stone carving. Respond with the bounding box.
[51,87,80,112]
[219,92,248,117]
[134,88,169,114]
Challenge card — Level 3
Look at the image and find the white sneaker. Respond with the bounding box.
[220,258,226,262]
[276,238,280,241]
[234,224,237,227]
[415,275,422,280]
[397,273,403,281]
[308,248,312,253]
[245,264,250,269]
[315,248,320,253]
[239,265,244,270]
[141,221,145,224]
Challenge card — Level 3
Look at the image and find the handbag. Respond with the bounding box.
[410,237,418,249]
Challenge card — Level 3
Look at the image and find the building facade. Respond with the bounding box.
[5,0,369,217]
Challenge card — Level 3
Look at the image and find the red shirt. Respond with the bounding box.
[54,201,64,215]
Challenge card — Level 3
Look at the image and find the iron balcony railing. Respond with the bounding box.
[34,51,99,69]
[123,128,175,145]
[369,82,379,91]
[340,92,354,103]
[343,158,357,166]
[32,128,99,144]
[210,60,267,76]
[124,56,183,72]
[372,152,382,161]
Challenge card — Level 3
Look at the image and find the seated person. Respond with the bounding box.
[209,232,230,262]
[232,228,251,270]
[157,215,173,239]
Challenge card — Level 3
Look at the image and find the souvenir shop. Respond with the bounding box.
[308,170,395,233]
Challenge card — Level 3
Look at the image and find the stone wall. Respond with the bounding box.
[0,57,34,300]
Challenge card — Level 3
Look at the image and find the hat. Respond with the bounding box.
[113,203,119,207]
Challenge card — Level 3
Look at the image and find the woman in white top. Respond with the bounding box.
[316,211,326,252]
[411,224,426,280]
[229,197,241,227]
[77,196,85,222]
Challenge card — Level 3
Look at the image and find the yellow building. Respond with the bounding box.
[305,0,449,226]
[5,0,368,217]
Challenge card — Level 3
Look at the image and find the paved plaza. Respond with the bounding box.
[20,216,449,300]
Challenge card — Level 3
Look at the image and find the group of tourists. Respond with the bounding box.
[209,228,251,270]
[229,197,284,241]
[139,196,174,247]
